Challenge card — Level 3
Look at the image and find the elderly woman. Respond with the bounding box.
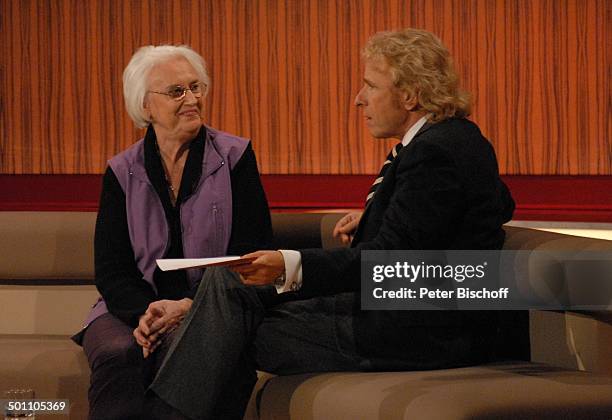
[73,45,272,419]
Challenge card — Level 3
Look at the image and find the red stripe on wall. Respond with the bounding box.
[0,175,102,211]
[0,175,611,222]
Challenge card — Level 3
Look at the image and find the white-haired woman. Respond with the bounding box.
[73,45,272,419]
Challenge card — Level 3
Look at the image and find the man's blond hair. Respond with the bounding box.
[362,28,471,122]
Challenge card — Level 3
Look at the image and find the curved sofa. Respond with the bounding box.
[1,211,611,419]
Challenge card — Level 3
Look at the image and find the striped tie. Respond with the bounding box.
[365,142,403,206]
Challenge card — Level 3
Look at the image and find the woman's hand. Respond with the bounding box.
[333,211,363,245]
[231,250,285,286]
[133,298,192,358]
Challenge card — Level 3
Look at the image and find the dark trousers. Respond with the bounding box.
[149,268,364,420]
[82,312,176,420]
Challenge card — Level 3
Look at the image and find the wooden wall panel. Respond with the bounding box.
[1,0,609,175]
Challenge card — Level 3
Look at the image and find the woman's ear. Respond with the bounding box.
[143,99,152,122]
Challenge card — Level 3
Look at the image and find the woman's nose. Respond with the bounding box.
[183,89,198,103]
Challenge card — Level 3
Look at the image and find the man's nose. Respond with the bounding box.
[354,89,365,107]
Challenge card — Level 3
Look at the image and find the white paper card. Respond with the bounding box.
[156,256,255,271]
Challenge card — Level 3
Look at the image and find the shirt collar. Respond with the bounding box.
[401,113,432,147]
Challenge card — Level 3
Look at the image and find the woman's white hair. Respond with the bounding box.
[123,45,210,128]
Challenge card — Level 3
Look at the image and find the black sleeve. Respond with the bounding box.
[299,141,462,297]
[95,167,157,327]
[226,142,274,254]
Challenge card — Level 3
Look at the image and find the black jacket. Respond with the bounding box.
[299,118,514,366]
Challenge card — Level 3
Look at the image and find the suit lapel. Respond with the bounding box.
[352,143,406,245]
[351,121,438,245]
[352,199,373,245]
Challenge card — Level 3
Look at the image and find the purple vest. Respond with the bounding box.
[82,126,249,328]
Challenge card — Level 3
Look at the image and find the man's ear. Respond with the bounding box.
[403,93,419,112]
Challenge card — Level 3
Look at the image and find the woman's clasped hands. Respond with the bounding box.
[133,298,192,358]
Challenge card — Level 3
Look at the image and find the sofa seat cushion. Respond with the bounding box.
[0,336,89,419]
[258,362,612,419]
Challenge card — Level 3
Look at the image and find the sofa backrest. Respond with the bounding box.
[502,226,612,310]
[0,211,347,282]
[0,212,95,282]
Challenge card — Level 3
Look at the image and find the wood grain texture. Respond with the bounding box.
[1,0,609,174]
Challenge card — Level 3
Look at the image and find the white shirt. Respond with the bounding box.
[276,114,431,294]
[401,114,430,147]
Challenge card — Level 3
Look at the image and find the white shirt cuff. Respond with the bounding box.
[276,250,303,293]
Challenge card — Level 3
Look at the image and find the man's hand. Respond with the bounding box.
[231,250,285,286]
[333,211,363,245]
[133,298,192,358]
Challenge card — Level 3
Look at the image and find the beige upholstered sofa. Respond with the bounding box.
[1,211,611,419]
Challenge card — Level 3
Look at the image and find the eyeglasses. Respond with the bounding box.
[149,82,205,101]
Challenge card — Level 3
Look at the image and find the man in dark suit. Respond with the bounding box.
[144,28,514,419]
